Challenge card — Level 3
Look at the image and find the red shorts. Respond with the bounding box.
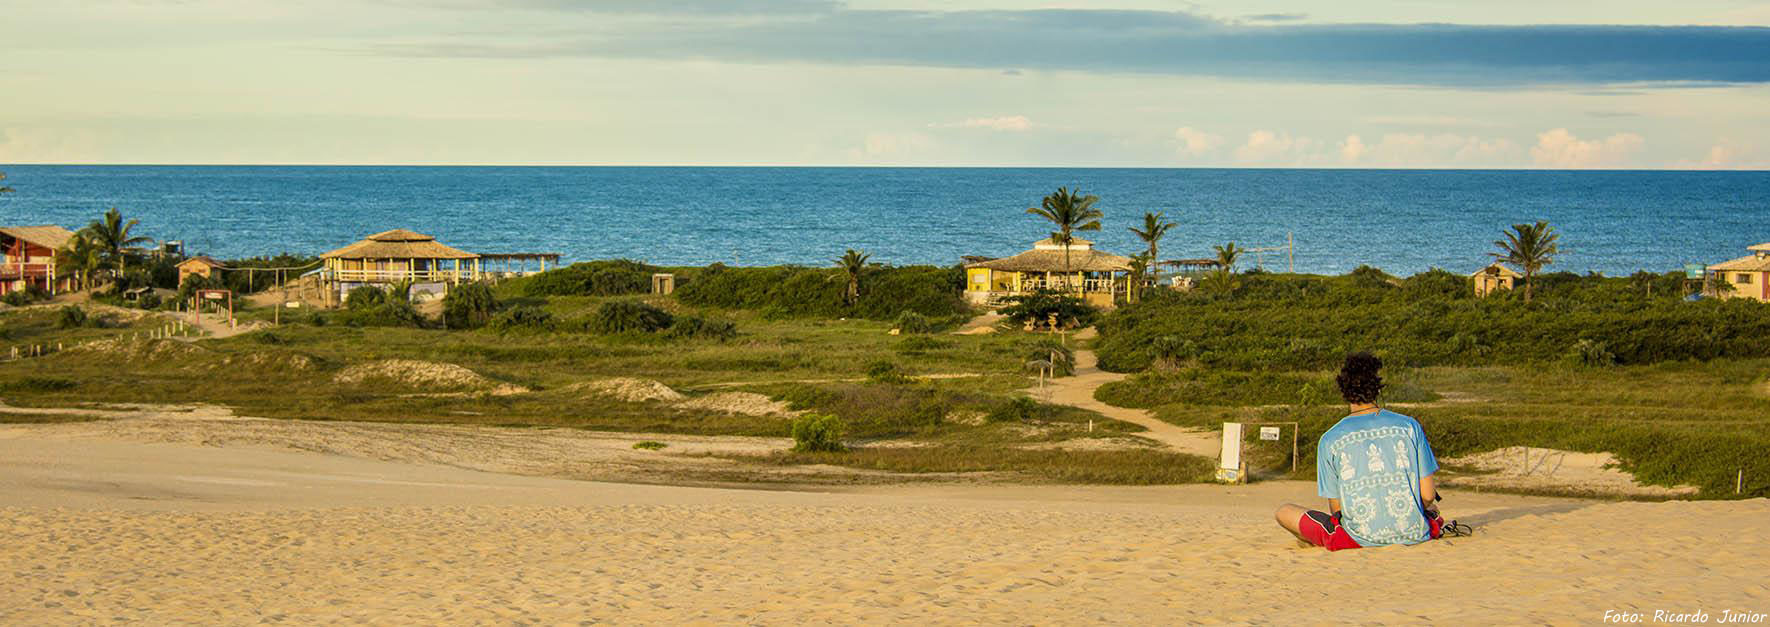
[1298,511,1444,551]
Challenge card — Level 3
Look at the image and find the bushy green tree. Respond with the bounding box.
[442,282,499,329]
[790,413,847,452]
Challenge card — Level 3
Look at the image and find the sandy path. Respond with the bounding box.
[1040,330,1219,457]
[1,436,1765,624]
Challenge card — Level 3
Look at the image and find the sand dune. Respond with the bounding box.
[1,436,1765,624]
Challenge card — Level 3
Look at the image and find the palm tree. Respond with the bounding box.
[1125,252,1152,304]
[1490,220,1559,303]
[1128,211,1177,285]
[1026,187,1103,291]
[1213,242,1243,272]
[56,233,105,291]
[83,207,153,279]
[836,249,870,306]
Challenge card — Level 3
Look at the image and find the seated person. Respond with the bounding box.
[1275,352,1445,550]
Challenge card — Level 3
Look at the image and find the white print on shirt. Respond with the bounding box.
[1393,440,1411,471]
[1346,495,1378,523]
[1366,443,1386,473]
[1384,488,1416,519]
[1339,451,1356,481]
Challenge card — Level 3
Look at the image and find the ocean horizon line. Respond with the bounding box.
[5,163,1769,173]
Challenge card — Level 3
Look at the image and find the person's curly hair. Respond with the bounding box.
[1336,352,1385,404]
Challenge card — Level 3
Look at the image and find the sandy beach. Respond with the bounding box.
[2,424,1765,625]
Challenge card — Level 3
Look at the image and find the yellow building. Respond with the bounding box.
[1708,242,1770,302]
[964,238,1132,309]
[1471,263,1520,297]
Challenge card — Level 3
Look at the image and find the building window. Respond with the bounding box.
[1738,274,1754,284]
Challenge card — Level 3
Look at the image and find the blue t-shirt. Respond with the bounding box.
[1316,409,1440,547]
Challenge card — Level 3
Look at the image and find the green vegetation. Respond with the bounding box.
[1025,187,1103,286]
[790,413,847,452]
[632,441,668,451]
[674,263,969,320]
[1089,265,1770,498]
[509,260,656,297]
[1491,220,1560,303]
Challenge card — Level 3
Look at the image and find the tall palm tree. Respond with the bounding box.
[1026,187,1103,291]
[1490,220,1559,303]
[1213,242,1243,272]
[1128,211,1177,285]
[836,249,870,306]
[82,207,153,279]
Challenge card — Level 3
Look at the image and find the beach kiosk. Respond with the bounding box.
[318,229,483,307]
[963,238,1134,309]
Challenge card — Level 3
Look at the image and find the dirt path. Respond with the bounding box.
[1039,329,1219,457]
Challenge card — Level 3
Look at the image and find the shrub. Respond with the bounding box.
[865,360,910,384]
[894,335,952,355]
[675,264,968,320]
[0,376,78,393]
[665,316,738,341]
[998,290,1097,329]
[345,286,389,310]
[894,311,933,334]
[334,300,422,328]
[518,260,657,297]
[632,441,668,450]
[1567,339,1617,368]
[1147,335,1195,370]
[443,282,499,329]
[790,413,847,452]
[56,305,88,329]
[2,287,46,306]
[489,305,555,333]
[987,396,1041,423]
[134,292,162,310]
[587,300,674,334]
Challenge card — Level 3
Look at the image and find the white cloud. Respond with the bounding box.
[932,115,1032,131]
[1173,126,1223,156]
[1339,133,1520,167]
[1530,128,1645,168]
[1234,130,1321,164]
[1340,134,1368,162]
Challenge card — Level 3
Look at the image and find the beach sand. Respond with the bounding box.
[2,432,1766,624]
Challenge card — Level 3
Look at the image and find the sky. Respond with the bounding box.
[3,0,1770,168]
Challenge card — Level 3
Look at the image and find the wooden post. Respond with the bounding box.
[1740,469,1745,495]
[1291,425,1299,474]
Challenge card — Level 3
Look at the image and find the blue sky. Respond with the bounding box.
[3,0,1769,167]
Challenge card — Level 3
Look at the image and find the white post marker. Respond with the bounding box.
[1217,422,1246,483]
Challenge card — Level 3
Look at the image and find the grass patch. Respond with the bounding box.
[632,441,668,450]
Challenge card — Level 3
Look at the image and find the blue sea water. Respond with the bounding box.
[1,165,1767,276]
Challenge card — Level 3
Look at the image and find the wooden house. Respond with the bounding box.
[315,229,560,306]
[176,256,229,286]
[963,238,1133,309]
[1,225,77,296]
[1471,263,1520,297]
[1708,242,1770,302]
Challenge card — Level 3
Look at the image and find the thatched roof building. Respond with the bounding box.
[964,238,1133,273]
[320,229,478,261]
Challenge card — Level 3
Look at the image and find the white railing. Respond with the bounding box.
[322,269,475,283]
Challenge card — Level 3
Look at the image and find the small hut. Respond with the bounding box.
[1471,263,1520,297]
[176,256,228,286]
[1707,242,1770,302]
[963,238,1132,308]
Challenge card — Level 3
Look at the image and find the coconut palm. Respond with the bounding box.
[82,207,153,279]
[836,249,870,306]
[1213,242,1243,272]
[1128,211,1177,285]
[1490,220,1559,303]
[56,233,105,291]
[1026,187,1103,291]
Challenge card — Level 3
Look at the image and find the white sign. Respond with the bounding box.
[1219,423,1243,471]
[1260,426,1281,441]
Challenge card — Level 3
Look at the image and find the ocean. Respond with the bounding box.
[1,165,1766,276]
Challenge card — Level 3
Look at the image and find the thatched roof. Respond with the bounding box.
[966,246,1132,273]
[320,229,478,260]
[0,225,77,250]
